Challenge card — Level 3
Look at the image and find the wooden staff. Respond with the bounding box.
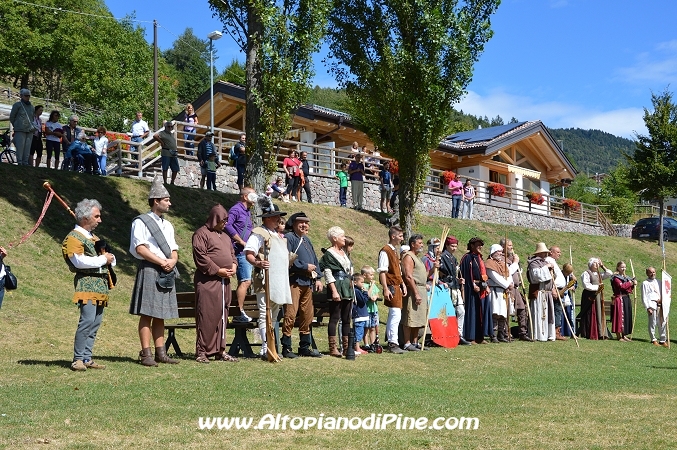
[263,239,281,363]
[597,262,607,340]
[43,181,75,217]
[518,264,534,341]
[629,259,638,339]
[552,269,580,348]
[422,225,449,351]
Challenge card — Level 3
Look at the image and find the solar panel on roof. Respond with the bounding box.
[444,122,526,144]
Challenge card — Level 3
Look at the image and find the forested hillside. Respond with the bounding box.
[547,128,635,175]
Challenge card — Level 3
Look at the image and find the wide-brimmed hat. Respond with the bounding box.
[285,211,309,230]
[533,242,549,255]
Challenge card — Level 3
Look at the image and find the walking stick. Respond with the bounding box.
[552,269,579,348]
[629,259,638,339]
[422,225,449,351]
[597,264,607,340]
[518,268,534,341]
[263,239,281,363]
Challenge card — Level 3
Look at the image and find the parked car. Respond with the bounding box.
[631,217,677,241]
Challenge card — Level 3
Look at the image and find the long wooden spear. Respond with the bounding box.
[504,230,511,342]
[552,269,580,348]
[422,225,449,351]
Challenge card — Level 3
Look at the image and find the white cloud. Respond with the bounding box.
[616,40,677,85]
[456,90,646,139]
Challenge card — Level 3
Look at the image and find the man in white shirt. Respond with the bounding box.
[62,199,116,371]
[378,226,407,354]
[129,176,180,366]
[130,111,150,160]
[642,266,667,347]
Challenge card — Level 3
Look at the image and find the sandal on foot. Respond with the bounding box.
[195,355,210,364]
[216,353,239,362]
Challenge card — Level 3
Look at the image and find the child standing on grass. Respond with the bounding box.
[336,163,349,207]
[352,273,370,355]
[361,265,381,352]
[206,153,220,191]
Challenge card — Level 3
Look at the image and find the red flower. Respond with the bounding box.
[562,198,581,211]
[441,170,455,185]
[488,182,506,197]
[527,191,545,205]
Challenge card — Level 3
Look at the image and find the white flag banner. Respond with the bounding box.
[661,270,672,322]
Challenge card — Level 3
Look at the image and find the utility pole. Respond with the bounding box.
[153,20,159,131]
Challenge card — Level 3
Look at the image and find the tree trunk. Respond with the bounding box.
[398,164,418,238]
[244,8,265,222]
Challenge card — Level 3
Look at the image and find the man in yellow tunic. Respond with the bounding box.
[62,199,116,371]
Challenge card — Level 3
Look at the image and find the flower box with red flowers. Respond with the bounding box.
[562,198,581,211]
[527,191,545,205]
[487,182,506,197]
[441,170,455,185]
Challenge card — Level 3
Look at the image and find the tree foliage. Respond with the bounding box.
[218,59,246,85]
[0,0,179,130]
[209,0,331,196]
[327,0,500,235]
[626,89,677,248]
[163,28,212,104]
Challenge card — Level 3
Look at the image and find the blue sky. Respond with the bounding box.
[106,0,677,139]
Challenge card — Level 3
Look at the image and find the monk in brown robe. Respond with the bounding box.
[192,204,237,363]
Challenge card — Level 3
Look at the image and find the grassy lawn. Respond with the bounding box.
[0,164,675,449]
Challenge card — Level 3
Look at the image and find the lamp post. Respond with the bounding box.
[207,30,223,133]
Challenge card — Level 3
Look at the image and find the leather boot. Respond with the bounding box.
[328,336,341,357]
[139,348,158,367]
[342,336,350,357]
[498,318,510,343]
[556,327,568,341]
[155,346,179,364]
[281,335,298,359]
[298,333,322,357]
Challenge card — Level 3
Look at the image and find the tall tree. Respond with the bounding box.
[163,28,212,104]
[209,0,331,196]
[626,89,677,250]
[218,59,246,85]
[327,0,500,235]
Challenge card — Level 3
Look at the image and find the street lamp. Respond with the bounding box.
[207,30,223,133]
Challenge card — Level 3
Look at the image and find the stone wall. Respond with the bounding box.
[152,162,608,236]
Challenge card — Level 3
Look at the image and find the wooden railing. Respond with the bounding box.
[92,121,618,232]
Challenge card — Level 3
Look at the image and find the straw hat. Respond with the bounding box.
[533,242,549,255]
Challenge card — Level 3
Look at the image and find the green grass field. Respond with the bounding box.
[0,164,675,449]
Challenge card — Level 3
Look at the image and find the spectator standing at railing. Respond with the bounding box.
[93,126,109,175]
[235,135,248,190]
[348,153,366,210]
[182,103,198,156]
[29,105,44,167]
[283,149,301,202]
[154,121,179,185]
[461,179,476,219]
[299,151,313,203]
[44,110,64,170]
[197,131,215,189]
[379,161,393,213]
[130,111,149,161]
[9,88,35,166]
[448,173,463,219]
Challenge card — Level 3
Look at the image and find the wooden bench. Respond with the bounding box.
[165,291,335,357]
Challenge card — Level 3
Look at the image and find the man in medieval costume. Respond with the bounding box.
[438,235,471,345]
[527,243,556,342]
[244,196,292,359]
[192,204,238,363]
[129,176,180,366]
[500,238,530,341]
[62,199,116,371]
[459,237,490,344]
[485,244,512,343]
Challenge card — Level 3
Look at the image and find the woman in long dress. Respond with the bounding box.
[578,258,612,340]
[610,261,636,341]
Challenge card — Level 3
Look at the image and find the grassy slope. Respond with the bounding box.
[0,163,675,449]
